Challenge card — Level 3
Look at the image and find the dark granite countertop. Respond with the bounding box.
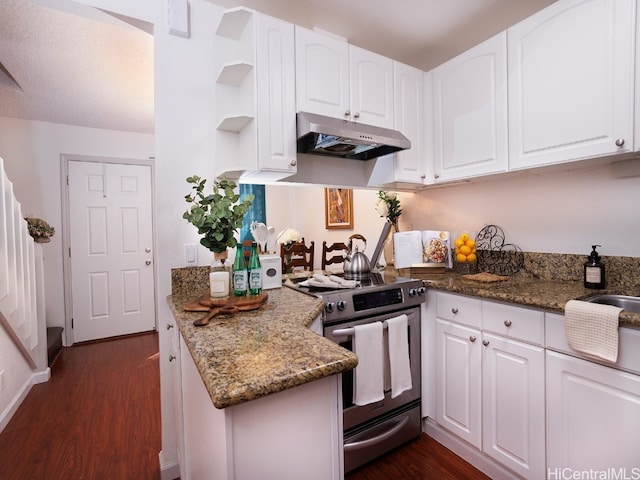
[405,271,640,328]
[167,286,358,409]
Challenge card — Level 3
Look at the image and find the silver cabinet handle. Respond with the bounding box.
[469,336,477,343]
[504,319,512,327]
[451,307,459,314]
[145,259,152,265]
[290,159,297,167]
[482,340,490,346]
[344,110,351,117]
[169,354,176,362]
[145,247,151,253]
[353,112,360,119]
[166,323,174,330]
[615,138,625,147]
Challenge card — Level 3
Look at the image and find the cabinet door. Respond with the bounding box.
[256,14,297,173]
[547,350,640,472]
[436,318,482,449]
[392,61,426,184]
[349,45,394,128]
[482,333,545,479]
[431,32,508,182]
[295,26,349,118]
[508,0,635,169]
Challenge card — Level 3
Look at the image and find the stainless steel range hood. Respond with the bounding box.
[297,111,411,160]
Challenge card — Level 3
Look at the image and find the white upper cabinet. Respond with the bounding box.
[508,0,635,170]
[431,32,508,182]
[349,45,394,128]
[391,61,426,184]
[295,26,350,120]
[368,61,426,188]
[295,27,394,128]
[214,9,297,182]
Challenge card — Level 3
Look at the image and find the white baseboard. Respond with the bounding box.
[32,367,50,385]
[159,450,180,480]
[423,417,519,480]
[0,376,33,434]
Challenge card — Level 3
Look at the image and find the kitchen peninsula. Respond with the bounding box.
[167,271,357,480]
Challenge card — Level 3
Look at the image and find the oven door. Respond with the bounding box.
[324,306,421,431]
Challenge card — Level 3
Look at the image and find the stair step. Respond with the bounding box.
[46,327,64,366]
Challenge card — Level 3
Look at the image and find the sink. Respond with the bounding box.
[584,294,640,314]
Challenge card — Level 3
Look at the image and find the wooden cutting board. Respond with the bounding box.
[184,293,268,326]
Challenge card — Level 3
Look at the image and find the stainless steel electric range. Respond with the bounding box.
[290,272,426,473]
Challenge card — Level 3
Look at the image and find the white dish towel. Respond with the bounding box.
[353,322,384,406]
[564,299,622,363]
[386,314,412,398]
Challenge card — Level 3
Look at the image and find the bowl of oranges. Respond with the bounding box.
[453,231,478,273]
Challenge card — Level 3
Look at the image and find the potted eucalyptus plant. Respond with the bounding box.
[183,175,254,263]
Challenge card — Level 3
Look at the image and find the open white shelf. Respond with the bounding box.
[215,7,253,40]
[216,62,253,86]
[216,115,254,133]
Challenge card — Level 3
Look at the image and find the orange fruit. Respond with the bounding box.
[467,253,477,263]
[460,245,471,255]
[456,253,467,263]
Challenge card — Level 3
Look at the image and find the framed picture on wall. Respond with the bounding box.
[324,188,353,229]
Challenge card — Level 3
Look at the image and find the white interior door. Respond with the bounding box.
[68,160,155,343]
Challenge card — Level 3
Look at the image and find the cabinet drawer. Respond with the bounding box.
[482,301,544,345]
[436,292,481,328]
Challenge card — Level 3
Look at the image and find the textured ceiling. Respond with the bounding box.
[0,0,154,133]
[0,0,556,134]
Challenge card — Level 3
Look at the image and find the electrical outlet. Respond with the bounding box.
[184,244,197,266]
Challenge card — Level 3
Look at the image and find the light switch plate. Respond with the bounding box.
[168,0,190,38]
[184,244,197,266]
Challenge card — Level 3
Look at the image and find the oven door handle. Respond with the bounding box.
[332,322,389,337]
[343,415,409,452]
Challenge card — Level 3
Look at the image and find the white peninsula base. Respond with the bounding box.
[180,334,344,480]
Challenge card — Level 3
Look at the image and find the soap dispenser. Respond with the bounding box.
[584,245,605,289]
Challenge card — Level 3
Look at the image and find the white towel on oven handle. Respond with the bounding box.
[386,314,412,398]
[353,321,385,406]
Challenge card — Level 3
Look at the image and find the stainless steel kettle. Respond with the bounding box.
[343,235,371,279]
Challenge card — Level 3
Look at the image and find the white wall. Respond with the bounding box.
[0,116,155,332]
[405,162,640,258]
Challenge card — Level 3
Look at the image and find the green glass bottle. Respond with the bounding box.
[248,242,262,296]
[232,246,247,297]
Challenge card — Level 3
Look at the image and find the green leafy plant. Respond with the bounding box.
[183,176,254,253]
[24,217,55,242]
[376,190,402,230]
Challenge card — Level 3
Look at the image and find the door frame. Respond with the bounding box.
[60,153,157,346]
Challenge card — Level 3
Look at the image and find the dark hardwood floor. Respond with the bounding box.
[0,332,161,480]
[0,331,488,480]
[345,434,490,480]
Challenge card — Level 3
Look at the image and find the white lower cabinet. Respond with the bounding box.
[546,311,640,474]
[482,332,545,479]
[434,292,546,479]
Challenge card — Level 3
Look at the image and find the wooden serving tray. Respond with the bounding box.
[184,293,268,326]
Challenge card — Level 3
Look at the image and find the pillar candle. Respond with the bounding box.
[209,271,230,298]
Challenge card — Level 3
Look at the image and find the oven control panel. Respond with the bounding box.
[322,282,425,323]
